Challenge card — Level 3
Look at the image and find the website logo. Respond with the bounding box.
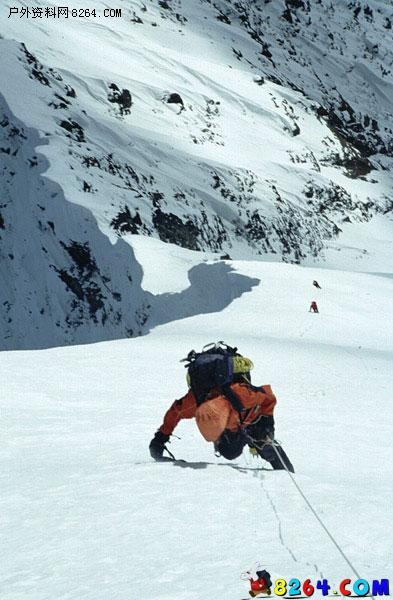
[240,568,390,599]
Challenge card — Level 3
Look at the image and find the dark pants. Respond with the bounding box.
[215,417,294,472]
[215,416,274,460]
[215,429,246,459]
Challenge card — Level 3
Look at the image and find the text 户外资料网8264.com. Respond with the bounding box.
[8,7,122,19]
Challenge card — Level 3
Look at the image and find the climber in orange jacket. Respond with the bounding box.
[149,342,294,471]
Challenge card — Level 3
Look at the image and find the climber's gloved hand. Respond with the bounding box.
[149,431,170,460]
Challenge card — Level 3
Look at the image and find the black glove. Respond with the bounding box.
[149,431,170,460]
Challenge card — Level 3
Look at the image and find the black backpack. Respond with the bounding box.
[181,342,244,411]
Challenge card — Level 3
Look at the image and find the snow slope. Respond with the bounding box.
[1,0,393,349]
[2,240,392,600]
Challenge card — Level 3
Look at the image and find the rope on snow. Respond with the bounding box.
[251,435,373,596]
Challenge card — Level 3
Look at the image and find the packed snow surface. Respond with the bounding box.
[2,240,392,600]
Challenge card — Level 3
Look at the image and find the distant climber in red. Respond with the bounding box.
[309,301,319,313]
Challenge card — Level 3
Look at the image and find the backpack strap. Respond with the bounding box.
[221,383,245,412]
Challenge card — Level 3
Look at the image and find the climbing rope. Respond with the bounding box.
[250,435,371,593]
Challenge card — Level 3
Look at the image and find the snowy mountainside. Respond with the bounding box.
[2,242,393,600]
[0,88,151,349]
[1,0,393,349]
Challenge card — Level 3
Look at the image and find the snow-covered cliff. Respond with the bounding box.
[1,0,392,349]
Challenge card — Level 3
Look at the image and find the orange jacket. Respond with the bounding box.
[159,383,277,437]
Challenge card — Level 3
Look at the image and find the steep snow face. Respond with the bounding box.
[2,246,393,600]
[1,0,393,348]
[208,0,393,156]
